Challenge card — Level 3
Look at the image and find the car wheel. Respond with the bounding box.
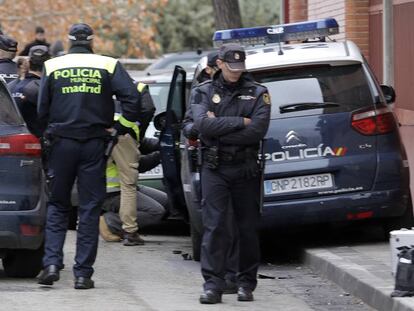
[3,246,44,278]
[383,197,414,235]
[190,224,202,262]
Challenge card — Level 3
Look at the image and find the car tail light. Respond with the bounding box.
[347,211,373,220]
[0,134,41,157]
[20,224,41,236]
[351,107,397,135]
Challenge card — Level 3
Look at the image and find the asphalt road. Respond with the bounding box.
[0,222,376,311]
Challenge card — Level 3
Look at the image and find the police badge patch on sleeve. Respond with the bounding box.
[263,93,271,104]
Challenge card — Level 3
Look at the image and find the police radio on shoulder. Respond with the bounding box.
[212,18,339,47]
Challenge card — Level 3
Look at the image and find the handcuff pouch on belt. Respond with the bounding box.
[204,145,219,170]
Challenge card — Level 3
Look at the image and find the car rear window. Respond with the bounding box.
[252,64,374,119]
[0,83,22,125]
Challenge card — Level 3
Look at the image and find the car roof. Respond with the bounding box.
[245,41,364,71]
[129,70,194,84]
[144,50,212,73]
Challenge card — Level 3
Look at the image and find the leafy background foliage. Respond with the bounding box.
[0,0,279,57]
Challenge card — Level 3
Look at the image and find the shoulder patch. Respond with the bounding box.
[263,93,271,105]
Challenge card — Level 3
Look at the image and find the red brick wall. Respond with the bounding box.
[289,0,308,22]
[308,0,346,41]
[345,1,370,59]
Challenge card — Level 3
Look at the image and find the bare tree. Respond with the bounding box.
[211,0,242,30]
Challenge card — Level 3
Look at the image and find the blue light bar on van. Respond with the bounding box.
[212,18,339,47]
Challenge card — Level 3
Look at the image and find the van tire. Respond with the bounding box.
[3,246,44,278]
[191,224,202,262]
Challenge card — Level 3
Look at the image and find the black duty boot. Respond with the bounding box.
[37,265,60,285]
[74,277,95,289]
[123,231,145,246]
[199,289,222,304]
[237,287,254,301]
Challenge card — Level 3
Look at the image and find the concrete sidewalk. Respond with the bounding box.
[305,242,414,311]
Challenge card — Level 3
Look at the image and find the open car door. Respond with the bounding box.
[158,66,187,219]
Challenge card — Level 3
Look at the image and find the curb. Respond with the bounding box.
[304,248,414,311]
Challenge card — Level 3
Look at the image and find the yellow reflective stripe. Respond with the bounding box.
[106,162,120,188]
[44,53,118,76]
[119,115,140,141]
[137,82,147,93]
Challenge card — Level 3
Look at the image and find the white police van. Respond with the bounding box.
[155,18,412,260]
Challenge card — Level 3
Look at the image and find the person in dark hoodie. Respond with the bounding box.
[19,26,50,56]
[9,45,50,137]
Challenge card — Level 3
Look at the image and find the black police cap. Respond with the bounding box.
[68,23,94,42]
[29,45,49,58]
[218,43,246,72]
[207,51,219,68]
[0,34,17,52]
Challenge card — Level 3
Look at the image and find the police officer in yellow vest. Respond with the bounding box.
[37,23,141,289]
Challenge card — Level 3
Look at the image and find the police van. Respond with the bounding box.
[155,18,413,260]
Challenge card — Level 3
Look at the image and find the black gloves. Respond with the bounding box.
[113,121,137,140]
[243,160,260,180]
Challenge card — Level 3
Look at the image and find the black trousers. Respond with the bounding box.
[200,162,261,292]
[43,137,106,278]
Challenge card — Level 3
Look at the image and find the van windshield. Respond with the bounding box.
[252,64,374,119]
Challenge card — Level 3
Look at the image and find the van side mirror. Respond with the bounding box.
[380,85,396,104]
[153,112,167,131]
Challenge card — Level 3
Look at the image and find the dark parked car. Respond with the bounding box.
[155,18,413,260]
[0,79,46,277]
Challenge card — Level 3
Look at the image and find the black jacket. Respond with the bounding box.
[190,72,271,153]
[38,45,140,139]
[9,73,42,137]
[0,59,18,84]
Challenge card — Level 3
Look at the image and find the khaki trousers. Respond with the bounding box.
[108,134,140,233]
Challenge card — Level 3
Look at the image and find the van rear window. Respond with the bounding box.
[253,64,374,119]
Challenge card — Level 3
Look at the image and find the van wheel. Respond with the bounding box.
[191,224,202,262]
[383,198,414,236]
[3,246,44,278]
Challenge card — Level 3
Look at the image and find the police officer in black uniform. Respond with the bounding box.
[190,43,271,304]
[0,34,18,84]
[37,23,140,289]
[9,45,50,137]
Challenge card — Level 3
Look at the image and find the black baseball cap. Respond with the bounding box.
[207,51,219,67]
[68,23,94,42]
[29,45,49,58]
[218,43,246,72]
[0,35,17,52]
